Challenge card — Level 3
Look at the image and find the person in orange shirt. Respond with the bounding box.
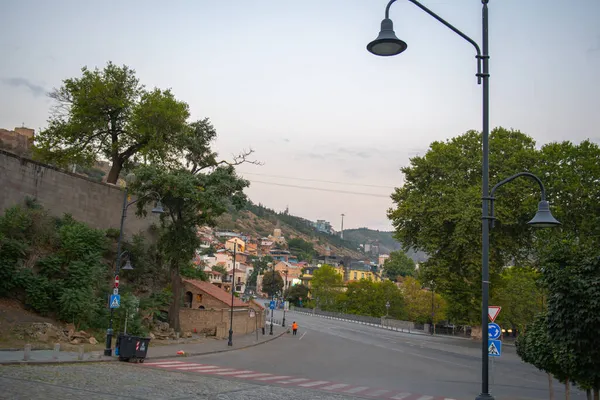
[292,321,298,335]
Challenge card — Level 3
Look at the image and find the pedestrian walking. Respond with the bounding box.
[292,321,298,336]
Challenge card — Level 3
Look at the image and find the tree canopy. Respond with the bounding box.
[311,264,343,309]
[262,270,284,298]
[383,251,416,281]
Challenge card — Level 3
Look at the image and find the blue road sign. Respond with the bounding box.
[488,322,501,340]
[269,300,275,310]
[110,294,121,309]
[488,339,502,357]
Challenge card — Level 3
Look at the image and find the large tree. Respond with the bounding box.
[388,128,540,324]
[262,270,284,298]
[35,62,190,183]
[311,264,343,310]
[383,251,416,281]
[340,280,405,319]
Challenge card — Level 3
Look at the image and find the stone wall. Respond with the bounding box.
[179,308,265,338]
[0,150,155,237]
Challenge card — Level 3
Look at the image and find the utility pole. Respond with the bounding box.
[340,214,345,239]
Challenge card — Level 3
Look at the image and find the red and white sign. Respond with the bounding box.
[114,275,120,288]
[488,306,501,322]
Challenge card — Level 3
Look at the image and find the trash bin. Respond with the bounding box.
[117,334,151,363]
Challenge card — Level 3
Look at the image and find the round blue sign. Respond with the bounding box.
[488,322,501,340]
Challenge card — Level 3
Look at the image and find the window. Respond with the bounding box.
[196,294,203,302]
[185,291,193,308]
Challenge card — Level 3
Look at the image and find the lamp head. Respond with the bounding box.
[152,200,165,214]
[528,200,561,228]
[367,18,407,56]
[122,259,134,270]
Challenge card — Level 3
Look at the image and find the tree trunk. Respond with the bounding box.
[586,389,591,400]
[106,160,123,184]
[168,265,182,333]
[565,378,570,400]
[593,388,598,400]
[548,373,555,400]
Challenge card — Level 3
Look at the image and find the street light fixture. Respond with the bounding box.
[228,245,237,347]
[367,2,559,400]
[104,188,164,357]
[282,269,289,327]
[270,262,275,335]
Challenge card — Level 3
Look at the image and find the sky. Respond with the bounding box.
[1,0,599,231]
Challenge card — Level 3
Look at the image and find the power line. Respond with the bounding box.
[240,171,397,189]
[248,180,391,198]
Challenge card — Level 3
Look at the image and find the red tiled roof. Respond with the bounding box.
[210,270,222,276]
[184,279,247,307]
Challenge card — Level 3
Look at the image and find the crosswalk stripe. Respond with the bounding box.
[321,383,350,390]
[298,380,329,387]
[160,363,201,368]
[256,375,292,381]
[390,393,413,400]
[416,396,433,400]
[143,361,185,366]
[277,378,310,384]
[344,386,370,394]
[174,365,218,370]
[365,389,390,396]
[199,368,235,373]
[234,373,271,378]
[215,370,253,376]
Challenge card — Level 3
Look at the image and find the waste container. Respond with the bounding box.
[117,334,151,363]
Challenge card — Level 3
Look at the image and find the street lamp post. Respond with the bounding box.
[367,2,561,399]
[104,188,164,357]
[270,263,275,335]
[282,270,289,327]
[228,245,237,346]
[430,281,435,336]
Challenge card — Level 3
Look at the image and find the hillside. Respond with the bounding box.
[216,203,364,259]
[343,228,428,262]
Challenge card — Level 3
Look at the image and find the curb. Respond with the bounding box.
[145,330,287,360]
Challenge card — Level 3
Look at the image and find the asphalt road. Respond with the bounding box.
[181,310,584,400]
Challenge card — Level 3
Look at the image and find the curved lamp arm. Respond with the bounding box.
[383,0,484,83]
[126,191,162,209]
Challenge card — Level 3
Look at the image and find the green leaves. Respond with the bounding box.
[383,251,416,280]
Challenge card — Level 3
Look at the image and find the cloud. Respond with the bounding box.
[1,77,47,97]
[337,147,372,159]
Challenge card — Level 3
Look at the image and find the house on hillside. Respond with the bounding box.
[225,237,245,253]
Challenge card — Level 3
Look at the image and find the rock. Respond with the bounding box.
[149,332,156,340]
[72,330,90,339]
[89,337,98,345]
[70,338,81,345]
[184,331,192,338]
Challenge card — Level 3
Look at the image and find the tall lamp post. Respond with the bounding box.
[282,269,289,327]
[104,189,164,356]
[269,262,275,335]
[228,245,238,346]
[366,2,561,399]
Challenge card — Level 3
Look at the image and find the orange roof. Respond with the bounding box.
[184,279,247,307]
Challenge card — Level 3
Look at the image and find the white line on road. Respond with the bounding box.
[174,365,219,370]
[234,373,272,378]
[344,386,370,394]
[144,361,185,366]
[197,368,236,373]
[390,393,412,400]
[256,375,292,381]
[215,370,253,375]
[298,380,330,387]
[162,363,204,368]
[299,332,307,340]
[415,396,433,400]
[321,383,350,390]
[277,378,310,384]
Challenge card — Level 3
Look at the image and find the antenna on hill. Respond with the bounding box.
[340,214,345,240]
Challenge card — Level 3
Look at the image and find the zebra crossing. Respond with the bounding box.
[139,360,457,400]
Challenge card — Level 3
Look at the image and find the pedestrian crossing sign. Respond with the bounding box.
[110,294,121,309]
[488,339,502,357]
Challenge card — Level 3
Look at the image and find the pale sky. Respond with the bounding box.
[1,0,599,231]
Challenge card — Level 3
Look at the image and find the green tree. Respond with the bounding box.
[383,251,416,280]
[491,266,542,333]
[311,264,343,310]
[262,270,284,297]
[388,128,540,324]
[130,164,248,332]
[212,265,227,275]
[286,284,309,306]
[34,62,190,183]
[340,280,405,318]
[400,277,446,324]
[247,255,273,289]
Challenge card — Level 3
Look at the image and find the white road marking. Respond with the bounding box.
[143,361,185,366]
[344,386,370,394]
[277,378,310,384]
[390,393,412,400]
[174,365,218,370]
[299,332,307,340]
[160,363,202,368]
[197,368,235,373]
[234,373,272,378]
[298,380,330,387]
[256,375,292,381]
[416,396,433,400]
[321,383,350,390]
[215,370,253,375]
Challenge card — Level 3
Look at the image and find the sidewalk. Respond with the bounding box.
[0,327,286,365]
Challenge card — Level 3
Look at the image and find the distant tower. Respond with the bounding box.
[340,214,345,240]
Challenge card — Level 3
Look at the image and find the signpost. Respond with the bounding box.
[488,339,502,357]
[114,275,120,289]
[488,306,501,322]
[109,294,120,309]
[269,300,275,310]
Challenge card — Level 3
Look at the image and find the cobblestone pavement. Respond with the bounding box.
[0,363,363,400]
